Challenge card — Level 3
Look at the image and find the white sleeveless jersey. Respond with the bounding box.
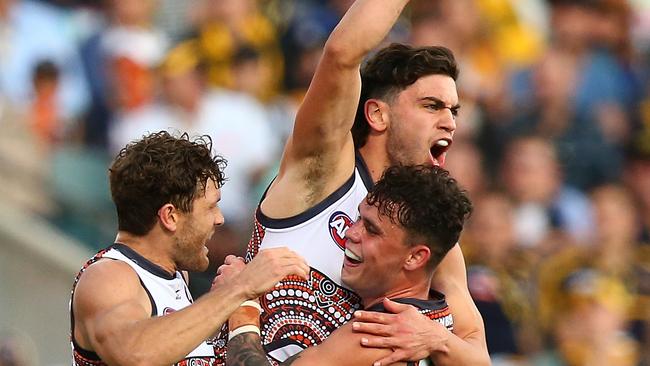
[214,153,374,365]
[213,154,454,365]
[70,244,218,366]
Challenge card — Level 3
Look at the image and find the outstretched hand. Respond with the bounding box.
[352,298,450,366]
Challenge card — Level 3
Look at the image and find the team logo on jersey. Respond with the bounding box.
[328,211,353,250]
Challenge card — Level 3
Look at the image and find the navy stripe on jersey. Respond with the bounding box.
[256,171,356,229]
[354,151,374,191]
[256,151,374,230]
[113,243,176,280]
[365,289,448,313]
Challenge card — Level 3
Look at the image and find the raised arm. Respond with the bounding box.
[263,0,411,215]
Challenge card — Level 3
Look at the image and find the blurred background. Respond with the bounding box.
[0,0,649,364]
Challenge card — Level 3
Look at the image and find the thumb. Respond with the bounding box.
[382,298,412,313]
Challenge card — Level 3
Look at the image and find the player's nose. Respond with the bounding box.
[438,110,456,133]
[214,210,225,226]
[344,221,361,242]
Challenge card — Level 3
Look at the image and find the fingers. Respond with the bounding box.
[238,247,311,296]
[292,260,310,280]
[353,310,394,324]
[253,247,310,279]
[359,335,396,348]
[382,298,414,313]
[371,350,405,366]
[216,262,244,276]
[224,255,246,266]
[352,321,392,336]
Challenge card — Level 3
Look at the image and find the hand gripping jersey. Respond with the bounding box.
[70,244,218,366]
[214,153,453,365]
[366,291,454,366]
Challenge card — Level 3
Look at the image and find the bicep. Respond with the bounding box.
[74,261,151,361]
[431,245,486,343]
[287,51,360,164]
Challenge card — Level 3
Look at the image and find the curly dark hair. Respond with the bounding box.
[367,165,472,270]
[352,44,458,149]
[109,131,227,236]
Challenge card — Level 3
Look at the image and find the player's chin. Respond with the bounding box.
[192,256,210,272]
[340,266,357,286]
[189,248,211,272]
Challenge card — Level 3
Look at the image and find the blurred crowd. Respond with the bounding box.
[0,0,649,365]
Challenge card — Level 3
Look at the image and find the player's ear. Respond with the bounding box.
[158,203,179,232]
[364,98,389,133]
[404,245,431,271]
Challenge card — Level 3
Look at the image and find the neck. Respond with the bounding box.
[115,231,176,275]
[358,143,389,183]
[363,277,432,309]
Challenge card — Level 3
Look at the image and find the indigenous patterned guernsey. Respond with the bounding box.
[214,153,453,365]
[70,244,218,366]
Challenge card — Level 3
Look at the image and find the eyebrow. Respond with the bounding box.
[419,96,461,111]
[358,204,383,234]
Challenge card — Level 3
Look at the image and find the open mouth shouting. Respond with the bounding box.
[430,138,452,166]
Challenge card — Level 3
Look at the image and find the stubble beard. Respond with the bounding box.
[386,116,417,167]
[174,223,211,272]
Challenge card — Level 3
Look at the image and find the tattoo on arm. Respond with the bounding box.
[227,333,271,366]
[227,333,303,366]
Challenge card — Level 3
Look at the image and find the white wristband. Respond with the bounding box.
[240,300,262,312]
[228,325,261,341]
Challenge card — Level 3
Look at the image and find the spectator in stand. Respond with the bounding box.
[624,141,650,243]
[504,0,642,190]
[188,0,282,101]
[499,136,593,251]
[79,0,168,148]
[534,269,639,366]
[29,61,64,146]
[0,0,89,123]
[537,183,650,364]
[444,141,487,199]
[462,191,542,360]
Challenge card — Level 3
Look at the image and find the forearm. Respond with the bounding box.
[227,333,273,366]
[430,332,491,366]
[98,285,248,365]
[228,333,306,366]
[430,245,490,365]
[325,0,410,66]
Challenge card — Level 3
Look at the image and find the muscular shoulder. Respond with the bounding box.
[73,259,148,318]
[76,259,139,290]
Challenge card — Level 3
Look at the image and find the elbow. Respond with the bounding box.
[322,38,364,69]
